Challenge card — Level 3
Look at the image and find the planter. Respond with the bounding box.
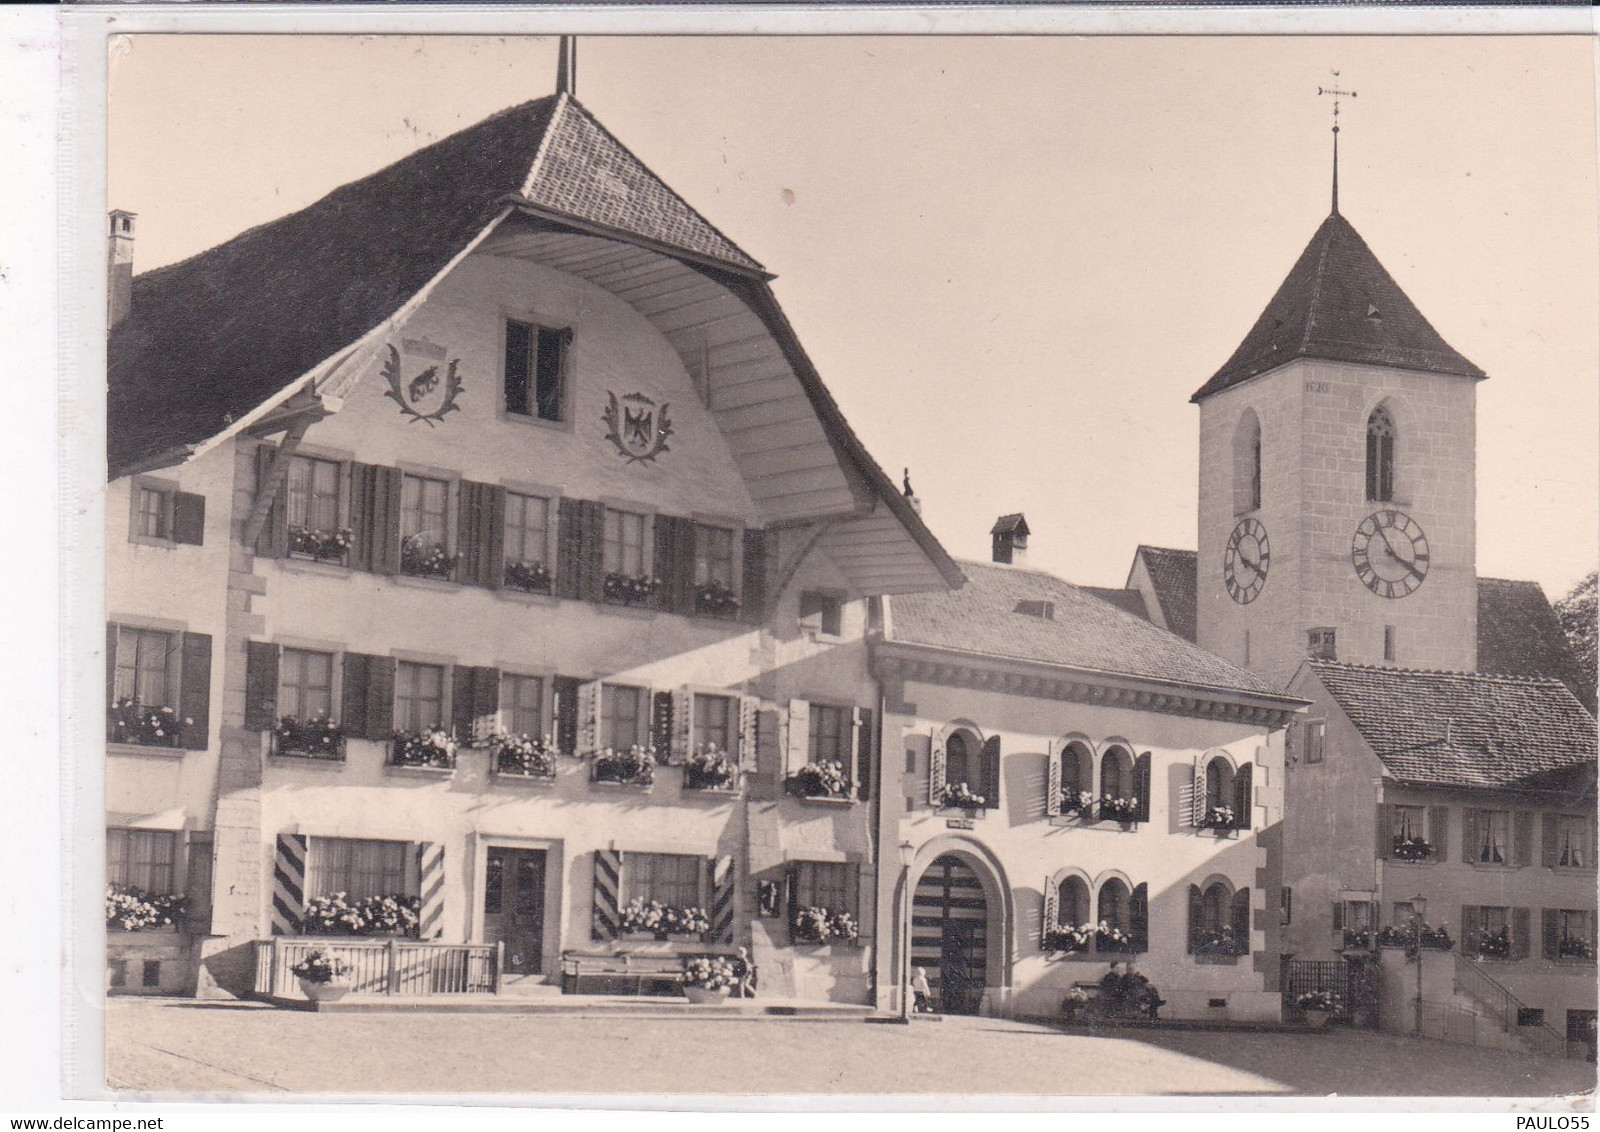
[299,978,352,1004]
[1303,1010,1332,1030]
[684,985,730,1005]
[666,933,703,944]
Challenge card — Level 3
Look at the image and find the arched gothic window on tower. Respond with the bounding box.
[1234,410,1262,514]
[1367,405,1396,502]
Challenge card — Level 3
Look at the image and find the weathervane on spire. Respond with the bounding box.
[557,35,577,97]
[1317,71,1356,214]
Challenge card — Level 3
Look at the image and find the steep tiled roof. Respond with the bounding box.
[1308,660,1597,795]
[888,559,1282,697]
[107,95,760,477]
[1477,578,1593,709]
[1081,586,1149,621]
[1192,211,1486,402]
[1135,546,1198,642]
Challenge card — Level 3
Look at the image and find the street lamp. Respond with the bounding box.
[898,840,916,1023]
[1410,892,1429,1037]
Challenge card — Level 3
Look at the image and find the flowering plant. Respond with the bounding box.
[1296,989,1341,1013]
[1193,925,1249,957]
[1375,924,1454,952]
[1061,790,1096,816]
[617,898,709,938]
[1043,923,1095,954]
[504,560,553,595]
[1392,836,1434,862]
[288,526,352,563]
[400,540,460,580]
[593,745,655,787]
[786,761,852,800]
[1474,927,1512,959]
[290,948,352,985]
[1064,985,1092,1005]
[695,580,741,619]
[681,955,738,991]
[302,892,420,936]
[1203,805,1237,830]
[684,746,737,790]
[939,781,987,809]
[1342,928,1374,950]
[1558,937,1597,961]
[792,906,859,945]
[109,699,189,748]
[491,733,558,778]
[392,728,457,769]
[105,885,189,932]
[275,714,343,758]
[1095,921,1133,952]
[1099,795,1140,823]
[603,572,659,606]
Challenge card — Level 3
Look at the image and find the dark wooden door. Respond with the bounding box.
[911,854,989,1015]
[483,848,546,975]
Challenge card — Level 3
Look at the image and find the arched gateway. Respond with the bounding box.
[911,852,1000,1015]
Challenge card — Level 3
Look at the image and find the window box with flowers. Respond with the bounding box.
[791,906,860,948]
[785,761,854,804]
[1392,836,1435,862]
[1098,795,1140,825]
[1201,805,1237,832]
[681,955,738,1003]
[1375,924,1454,953]
[489,733,558,782]
[273,714,344,761]
[937,782,988,815]
[603,572,660,607]
[400,541,461,581]
[503,560,553,595]
[1470,927,1513,960]
[289,526,352,565]
[694,581,740,619]
[617,898,710,942]
[106,886,189,933]
[592,745,655,789]
[108,699,189,749]
[1192,926,1250,958]
[302,892,421,937]
[1059,791,1096,820]
[1296,988,1342,1028]
[683,747,737,793]
[1557,938,1597,962]
[390,728,457,771]
[1042,923,1094,955]
[1342,928,1374,951]
[1095,922,1135,954]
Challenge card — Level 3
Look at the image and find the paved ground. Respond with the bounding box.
[105,998,1596,1099]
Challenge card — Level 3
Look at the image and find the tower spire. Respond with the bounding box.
[557,36,577,97]
[1317,71,1356,215]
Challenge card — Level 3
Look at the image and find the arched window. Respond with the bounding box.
[1366,405,1396,502]
[1100,746,1133,801]
[1204,756,1235,827]
[1097,878,1130,934]
[1189,880,1250,956]
[945,732,970,788]
[1061,741,1092,814]
[1201,882,1230,935]
[1057,876,1090,928]
[1234,410,1263,514]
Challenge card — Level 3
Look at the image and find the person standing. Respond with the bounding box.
[911,966,933,1014]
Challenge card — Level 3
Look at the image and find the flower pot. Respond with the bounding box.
[1303,1010,1331,1030]
[298,978,351,1004]
[684,985,730,1005]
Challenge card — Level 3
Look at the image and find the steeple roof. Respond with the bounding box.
[1191,211,1486,402]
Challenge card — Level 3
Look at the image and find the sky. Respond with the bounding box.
[108,34,1599,600]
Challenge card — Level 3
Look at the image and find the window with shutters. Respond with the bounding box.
[602,509,653,602]
[625,852,703,909]
[135,484,171,540]
[1551,813,1593,870]
[1202,757,1236,829]
[109,626,184,748]
[693,524,738,617]
[793,860,853,915]
[399,475,456,579]
[309,837,411,904]
[938,728,987,808]
[1098,746,1137,822]
[693,693,735,755]
[1059,740,1093,815]
[128,476,205,548]
[1465,905,1512,959]
[278,648,335,722]
[809,704,851,770]
[1189,880,1249,957]
[107,828,178,895]
[1096,879,1135,951]
[1553,909,1596,961]
[601,684,649,751]
[500,673,544,740]
[286,455,347,562]
[1468,808,1511,866]
[394,661,447,733]
[1390,804,1437,862]
[799,591,844,637]
[504,318,570,423]
[503,492,553,594]
[1303,718,1326,764]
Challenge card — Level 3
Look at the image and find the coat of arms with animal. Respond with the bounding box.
[602,390,673,464]
[380,341,465,427]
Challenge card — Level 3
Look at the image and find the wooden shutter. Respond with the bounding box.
[741,528,770,623]
[592,848,622,941]
[556,498,583,600]
[854,707,873,802]
[342,653,395,742]
[253,444,288,558]
[579,501,607,603]
[1131,883,1149,953]
[1046,740,1063,818]
[451,666,476,741]
[981,735,1001,809]
[1543,908,1560,960]
[1043,878,1058,939]
[244,640,279,731]
[1541,812,1559,868]
[451,666,499,742]
[1134,751,1153,823]
[709,855,736,943]
[1428,806,1449,860]
[457,481,505,588]
[1460,905,1475,953]
[653,516,695,615]
[1187,885,1203,953]
[1512,907,1532,959]
[1462,809,1480,863]
[178,631,212,750]
[350,463,401,575]
[671,687,693,761]
[928,728,947,806]
[739,695,762,769]
[1375,803,1395,859]
[1189,758,1206,826]
[171,492,206,546]
[1331,902,1344,932]
[105,623,118,732]
[553,675,581,755]
[341,653,370,738]
[787,699,811,773]
[1231,887,1251,947]
[577,680,601,755]
[651,691,675,762]
[1513,810,1534,868]
[1232,763,1252,829]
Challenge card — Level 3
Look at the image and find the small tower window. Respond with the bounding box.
[1234,410,1263,514]
[1383,625,1397,662]
[1307,627,1337,661]
[1366,405,1396,503]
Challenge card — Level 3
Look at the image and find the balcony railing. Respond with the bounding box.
[253,937,501,998]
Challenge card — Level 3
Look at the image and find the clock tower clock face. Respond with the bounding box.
[1352,509,1430,599]
[1223,517,1270,605]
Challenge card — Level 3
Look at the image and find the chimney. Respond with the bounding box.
[108,210,136,329]
[991,513,1030,566]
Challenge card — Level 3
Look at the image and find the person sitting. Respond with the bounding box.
[1098,961,1127,1014]
[1124,964,1164,1021]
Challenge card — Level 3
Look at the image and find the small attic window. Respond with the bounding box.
[1366,302,1381,320]
[1014,599,1055,620]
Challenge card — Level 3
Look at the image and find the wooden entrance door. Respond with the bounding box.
[911,853,989,1015]
[483,848,547,975]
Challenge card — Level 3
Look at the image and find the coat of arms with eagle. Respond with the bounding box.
[380,340,465,427]
[602,391,673,464]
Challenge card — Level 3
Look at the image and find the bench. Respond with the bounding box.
[1066,979,1161,1022]
[562,949,744,996]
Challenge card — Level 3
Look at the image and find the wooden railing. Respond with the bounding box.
[1453,958,1572,1058]
[253,937,502,998]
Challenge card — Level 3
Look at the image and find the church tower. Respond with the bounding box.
[1193,151,1486,686]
